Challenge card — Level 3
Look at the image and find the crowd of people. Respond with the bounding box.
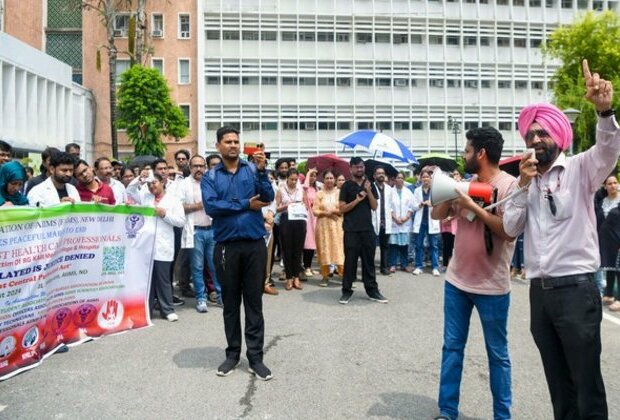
[0,59,618,417]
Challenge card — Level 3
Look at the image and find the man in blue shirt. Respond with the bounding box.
[202,126,275,381]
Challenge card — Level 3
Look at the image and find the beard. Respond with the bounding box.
[535,143,559,166]
[464,156,479,174]
[53,174,71,184]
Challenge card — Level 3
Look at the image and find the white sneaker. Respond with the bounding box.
[412,268,423,276]
[432,269,441,277]
[196,300,208,313]
[166,313,179,322]
[304,268,314,277]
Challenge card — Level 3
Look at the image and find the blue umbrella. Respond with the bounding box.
[338,130,417,164]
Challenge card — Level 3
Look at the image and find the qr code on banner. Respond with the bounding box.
[102,246,126,275]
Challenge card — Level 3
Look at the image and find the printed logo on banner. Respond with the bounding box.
[97,299,124,330]
[125,214,145,238]
[52,308,72,334]
[73,304,97,327]
[21,326,39,349]
[102,246,125,275]
[0,336,17,358]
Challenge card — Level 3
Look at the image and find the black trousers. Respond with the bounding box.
[214,239,267,364]
[441,232,455,267]
[342,230,378,294]
[150,260,174,317]
[171,226,190,293]
[303,249,314,269]
[529,277,607,420]
[270,223,281,273]
[377,227,390,271]
[279,214,306,279]
[604,270,619,299]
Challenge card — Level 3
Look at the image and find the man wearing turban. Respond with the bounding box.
[504,60,618,419]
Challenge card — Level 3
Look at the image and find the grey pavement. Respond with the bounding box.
[1,268,619,419]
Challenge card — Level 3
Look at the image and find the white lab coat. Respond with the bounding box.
[390,186,415,234]
[27,177,81,207]
[411,186,440,234]
[371,183,394,235]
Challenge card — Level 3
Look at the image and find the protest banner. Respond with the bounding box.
[0,203,156,380]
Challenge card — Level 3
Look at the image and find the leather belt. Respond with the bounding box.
[530,273,595,290]
[194,225,212,230]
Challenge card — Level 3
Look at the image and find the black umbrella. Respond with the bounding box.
[413,153,457,173]
[128,155,159,168]
[364,159,399,180]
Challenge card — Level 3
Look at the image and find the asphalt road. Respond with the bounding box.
[1,267,619,420]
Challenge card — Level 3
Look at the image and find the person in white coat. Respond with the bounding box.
[411,169,441,276]
[128,173,186,321]
[27,152,81,207]
[371,166,394,275]
[388,173,414,272]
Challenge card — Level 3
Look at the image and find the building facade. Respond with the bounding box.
[199,0,618,160]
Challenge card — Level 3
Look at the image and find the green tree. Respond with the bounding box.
[544,11,620,153]
[116,66,188,156]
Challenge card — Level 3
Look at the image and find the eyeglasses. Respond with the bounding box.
[525,129,550,143]
[176,157,188,161]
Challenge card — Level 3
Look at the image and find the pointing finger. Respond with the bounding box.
[582,59,592,80]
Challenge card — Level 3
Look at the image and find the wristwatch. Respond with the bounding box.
[596,108,615,118]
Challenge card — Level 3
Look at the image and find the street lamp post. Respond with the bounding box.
[562,108,581,156]
[447,115,461,160]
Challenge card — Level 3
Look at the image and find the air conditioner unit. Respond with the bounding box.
[152,29,163,37]
[114,29,124,37]
[394,79,407,87]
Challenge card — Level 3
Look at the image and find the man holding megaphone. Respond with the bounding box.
[431,127,517,420]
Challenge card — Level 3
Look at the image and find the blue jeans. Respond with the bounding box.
[414,223,439,269]
[389,244,408,268]
[439,281,512,420]
[511,233,524,270]
[191,227,220,301]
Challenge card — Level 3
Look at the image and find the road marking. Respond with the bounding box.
[603,312,620,326]
[0,405,7,412]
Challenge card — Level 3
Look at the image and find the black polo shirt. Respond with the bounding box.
[339,179,378,232]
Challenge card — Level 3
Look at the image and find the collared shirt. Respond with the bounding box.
[191,177,211,227]
[504,116,620,279]
[201,159,274,243]
[76,180,116,204]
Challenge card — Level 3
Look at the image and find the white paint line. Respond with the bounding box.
[603,312,620,326]
[0,405,7,412]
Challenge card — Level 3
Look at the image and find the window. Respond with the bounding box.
[530,38,542,48]
[282,122,298,130]
[300,122,316,130]
[299,32,315,42]
[429,35,443,45]
[393,33,408,44]
[376,78,391,87]
[282,31,297,41]
[411,34,423,44]
[224,122,241,130]
[178,59,190,84]
[242,76,259,85]
[429,79,444,88]
[114,14,129,37]
[317,32,334,42]
[377,121,391,130]
[356,33,372,43]
[151,14,163,37]
[206,122,220,130]
[394,78,409,87]
[464,121,478,130]
[337,122,351,130]
[357,122,373,130]
[206,30,220,40]
[481,80,492,88]
[497,37,510,47]
[243,122,259,131]
[180,105,190,128]
[411,79,419,87]
[497,0,509,4]
[375,33,391,43]
[430,121,444,130]
[446,35,460,46]
[207,76,219,84]
[546,0,555,7]
[178,14,190,39]
[464,80,478,88]
[336,32,350,42]
[223,31,239,40]
[336,77,351,86]
[529,0,542,6]
[513,0,525,5]
[318,77,335,86]
[152,58,164,74]
[498,80,512,88]
[577,0,587,8]
[480,37,490,46]
[115,60,130,83]
[531,81,544,89]
[514,38,527,48]
[282,77,298,85]
[299,77,316,86]
[261,122,278,130]
[498,122,513,131]
[319,122,336,130]
[261,31,277,41]
[357,78,374,86]
[464,36,477,46]
[412,122,423,130]
[395,121,409,130]
[261,76,277,85]
[242,31,259,40]
[515,80,528,89]
[222,76,239,85]
[447,79,461,88]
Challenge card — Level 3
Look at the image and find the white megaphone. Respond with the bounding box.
[430,170,495,206]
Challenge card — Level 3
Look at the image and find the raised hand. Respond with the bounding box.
[583,59,613,112]
[249,194,269,210]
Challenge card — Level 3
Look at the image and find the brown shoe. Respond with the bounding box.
[264,284,279,295]
[293,278,303,290]
[602,296,615,306]
[609,301,620,312]
[285,280,293,291]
